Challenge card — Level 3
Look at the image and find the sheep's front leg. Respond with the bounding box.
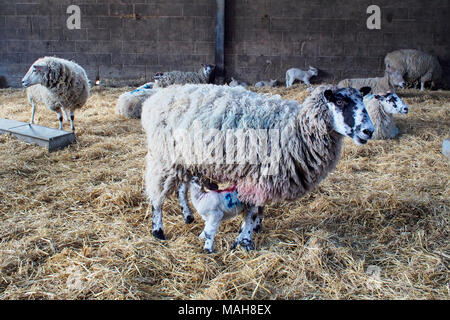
[151,202,165,240]
[200,211,223,253]
[29,99,36,125]
[178,183,194,224]
[232,206,261,251]
[56,110,64,130]
[69,110,75,132]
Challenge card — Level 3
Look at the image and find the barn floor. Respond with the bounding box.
[0,85,448,300]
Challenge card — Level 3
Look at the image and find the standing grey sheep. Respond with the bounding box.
[338,68,405,94]
[385,49,443,90]
[286,66,318,88]
[364,92,409,140]
[153,64,215,88]
[141,84,374,251]
[22,56,90,131]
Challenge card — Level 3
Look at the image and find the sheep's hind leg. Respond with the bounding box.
[178,183,194,224]
[232,206,261,251]
[253,207,264,233]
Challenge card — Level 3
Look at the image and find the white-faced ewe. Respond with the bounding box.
[338,68,406,94]
[385,49,443,91]
[229,77,248,88]
[141,84,374,251]
[286,66,318,88]
[254,79,277,88]
[364,92,409,140]
[153,64,215,88]
[189,177,245,253]
[115,83,158,119]
[22,56,90,131]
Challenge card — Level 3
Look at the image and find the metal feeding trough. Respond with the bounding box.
[0,119,76,152]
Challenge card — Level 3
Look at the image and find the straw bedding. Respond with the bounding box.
[0,84,448,299]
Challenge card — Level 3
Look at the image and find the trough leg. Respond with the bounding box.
[199,211,223,253]
[232,205,262,251]
[178,182,194,224]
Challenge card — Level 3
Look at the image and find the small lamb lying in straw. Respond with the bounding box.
[189,177,245,253]
[286,66,318,87]
[254,79,277,88]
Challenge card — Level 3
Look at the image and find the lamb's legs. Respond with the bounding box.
[178,183,194,224]
[29,99,36,125]
[232,205,262,251]
[253,207,264,233]
[199,211,224,253]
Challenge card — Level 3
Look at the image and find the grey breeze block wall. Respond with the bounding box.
[0,0,449,88]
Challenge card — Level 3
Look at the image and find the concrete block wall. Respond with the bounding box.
[0,0,448,87]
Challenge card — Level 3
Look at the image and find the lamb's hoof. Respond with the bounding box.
[231,239,255,251]
[152,229,165,240]
[184,214,194,224]
[203,248,214,254]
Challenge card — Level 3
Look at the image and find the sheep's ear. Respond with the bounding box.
[323,90,334,102]
[374,95,382,100]
[33,64,48,72]
[360,86,372,97]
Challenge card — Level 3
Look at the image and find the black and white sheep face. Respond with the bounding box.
[375,92,409,114]
[22,63,49,88]
[202,64,216,78]
[324,87,374,145]
[309,66,319,76]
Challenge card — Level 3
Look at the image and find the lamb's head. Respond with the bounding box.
[308,66,319,77]
[324,86,374,145]
[202,64,216,79]
[22,59,50,88]
[386,67,406,89]
[374,92,409,115]
[269,79,277,86]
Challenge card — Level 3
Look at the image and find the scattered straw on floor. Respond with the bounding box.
[0,85,448,300]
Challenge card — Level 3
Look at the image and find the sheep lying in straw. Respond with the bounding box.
[141,84,374,251]
[22,56,90,131]
[385,49,443,90]
[229,77,248,88]
[115,83,158,119]
[153,64,215,88]
[189,177,245,253]
[338,68,405,94]
[364,92,409,140]
[286,66,318,88]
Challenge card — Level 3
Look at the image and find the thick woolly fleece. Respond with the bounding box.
[26,57,90,114]
[153,67,212,88]
[116,87,159,119]
[385,49,443,89]
[142,84,344,207]
[364,95,399,140]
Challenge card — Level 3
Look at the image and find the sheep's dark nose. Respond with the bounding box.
[362,129,373,139]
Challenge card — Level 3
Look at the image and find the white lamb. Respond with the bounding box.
[286,66,318,88]
[229,77,248,88]
[364,92,409,140]
[21,56,90,132]
[189,177,244,253]
[141,84,374,251]
[338,68,406,94]
[254,79,277,88]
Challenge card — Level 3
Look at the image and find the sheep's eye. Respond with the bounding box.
[336,100,344,106]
